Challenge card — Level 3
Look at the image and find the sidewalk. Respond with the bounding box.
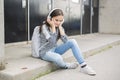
[36,42,120,80]
[0,33,120,80]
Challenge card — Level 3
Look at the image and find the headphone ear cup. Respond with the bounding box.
[47,15,51,19]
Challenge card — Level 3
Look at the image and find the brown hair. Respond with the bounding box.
[49,9,64,18]
[40,9,64,32]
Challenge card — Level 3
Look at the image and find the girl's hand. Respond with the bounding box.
[47,18,55,28]
[59,26,65,35]
[47,18,56,33]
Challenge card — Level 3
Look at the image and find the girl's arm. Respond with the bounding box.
[59,26,68,43]
[42,24,57,45]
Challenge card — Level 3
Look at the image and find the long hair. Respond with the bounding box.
[39,8,64,39]
[40,9,64,39]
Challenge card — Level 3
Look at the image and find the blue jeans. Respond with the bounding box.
[41,39,85,68]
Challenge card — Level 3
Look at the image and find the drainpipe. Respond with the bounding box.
[27,0,30,42]
[90,0,93,33]
[80,0,83,35]
[0,0,5,70]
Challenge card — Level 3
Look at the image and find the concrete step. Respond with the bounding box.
[36,43,120,80]
[0,33,120,80]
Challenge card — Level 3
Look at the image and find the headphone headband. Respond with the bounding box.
[47,8,63,19]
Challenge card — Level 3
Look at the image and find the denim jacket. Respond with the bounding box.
[31,24,68,58]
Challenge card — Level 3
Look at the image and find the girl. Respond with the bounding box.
[32,8,96,76]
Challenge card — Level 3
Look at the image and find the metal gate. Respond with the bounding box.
[4,0,99,43]
[81,0,99,34]
[4,0,28,43]
[29,0,51,39]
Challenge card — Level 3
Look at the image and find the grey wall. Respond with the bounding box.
[0,0,5,70]
[99,0,120,34]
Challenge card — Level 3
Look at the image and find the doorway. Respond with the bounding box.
[4,0,28,43]
[4,0,99,43]
[82,0,99,34]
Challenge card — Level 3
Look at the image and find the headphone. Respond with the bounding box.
[47,8,64,23]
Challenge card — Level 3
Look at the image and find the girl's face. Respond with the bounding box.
[52,15,64,27]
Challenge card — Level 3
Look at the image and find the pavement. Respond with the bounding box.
[0,33,120,80]
[36,42,120,80]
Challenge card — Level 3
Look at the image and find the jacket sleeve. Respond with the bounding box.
[42,25,58,45]
[61,35,68,43]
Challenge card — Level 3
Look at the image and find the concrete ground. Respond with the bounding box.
[0,33,120,80]
[36,43,120,80]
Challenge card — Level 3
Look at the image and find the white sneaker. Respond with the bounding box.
[80,65,96,76]
[67,62,79,69]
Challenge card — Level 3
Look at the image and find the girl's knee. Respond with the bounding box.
[68,39,77,46]
[54,54,63,61]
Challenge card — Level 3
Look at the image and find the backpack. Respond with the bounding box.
[31,26,41,58]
